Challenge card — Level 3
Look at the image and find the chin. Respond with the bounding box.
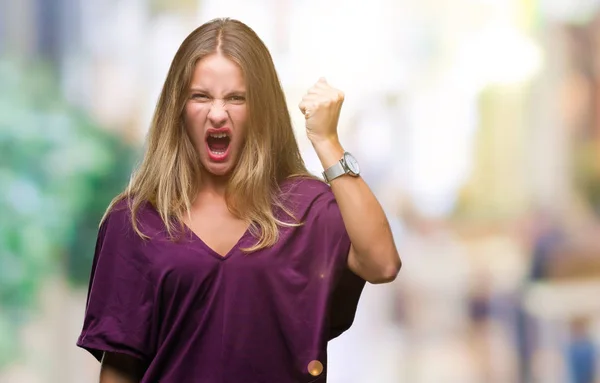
[204,166,232,177]
[199,156,236,178]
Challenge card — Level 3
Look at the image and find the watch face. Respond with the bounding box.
[344,152,360,175]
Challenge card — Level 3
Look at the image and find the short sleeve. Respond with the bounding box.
[312,190,366,340]
[76,206,156,362]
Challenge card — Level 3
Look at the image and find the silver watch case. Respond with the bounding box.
[322,152,360,183]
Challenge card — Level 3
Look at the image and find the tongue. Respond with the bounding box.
[207,137,229,151]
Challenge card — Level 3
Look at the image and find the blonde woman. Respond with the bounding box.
[76,18,401,383]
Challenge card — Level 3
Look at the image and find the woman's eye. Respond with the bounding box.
[192,94,209,100]
[229,95,246,103]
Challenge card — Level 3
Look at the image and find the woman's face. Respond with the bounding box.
[184,53,248,178]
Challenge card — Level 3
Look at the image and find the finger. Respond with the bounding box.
[316,87,343,102]
[301,94,321,103]
[298,100,319,117]
[298,101,307,114]
[298,100,313,116]
[314,79,332,90]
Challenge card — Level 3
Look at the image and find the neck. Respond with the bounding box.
[197,170,230,199]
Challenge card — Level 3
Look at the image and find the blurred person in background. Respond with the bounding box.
[75,17,400,383]
[567,317,597,383]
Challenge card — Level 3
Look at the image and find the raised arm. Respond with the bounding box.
[299,78,401,284]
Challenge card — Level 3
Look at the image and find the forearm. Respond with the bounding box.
[312,138,401,282]
[100,369,138,383]
[100,352,144,383]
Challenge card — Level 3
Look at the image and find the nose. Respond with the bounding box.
[207,101,229,127]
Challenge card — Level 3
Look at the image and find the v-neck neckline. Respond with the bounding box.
[183,223,252,260]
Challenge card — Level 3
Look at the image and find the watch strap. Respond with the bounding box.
[322,160,346,183]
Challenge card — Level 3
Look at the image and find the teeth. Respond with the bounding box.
[209,133,228,139]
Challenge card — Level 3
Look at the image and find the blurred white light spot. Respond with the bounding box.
[457,24,544,87]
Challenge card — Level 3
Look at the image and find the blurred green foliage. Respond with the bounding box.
[0,58,138,366]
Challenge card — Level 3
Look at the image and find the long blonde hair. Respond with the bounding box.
[103,18,317,251]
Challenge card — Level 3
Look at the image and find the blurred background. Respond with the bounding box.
[2,0,600,382]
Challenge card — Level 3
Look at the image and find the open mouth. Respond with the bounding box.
[205,130,231,160]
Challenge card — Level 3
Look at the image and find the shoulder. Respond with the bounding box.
[92,197,162,272]
[280,176,330,204]
[278,176,339,222]
[100,196,161,242]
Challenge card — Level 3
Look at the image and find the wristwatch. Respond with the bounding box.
[322,152,360,183]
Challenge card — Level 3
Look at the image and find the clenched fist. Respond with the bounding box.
[298,78,345,145]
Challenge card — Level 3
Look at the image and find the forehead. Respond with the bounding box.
[190,53,245,90]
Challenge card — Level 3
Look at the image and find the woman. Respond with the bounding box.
[77,17,401,383]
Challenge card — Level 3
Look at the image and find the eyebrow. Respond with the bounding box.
[189,88,246,95]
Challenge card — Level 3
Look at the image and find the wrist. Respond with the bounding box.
[311,137,345,169]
